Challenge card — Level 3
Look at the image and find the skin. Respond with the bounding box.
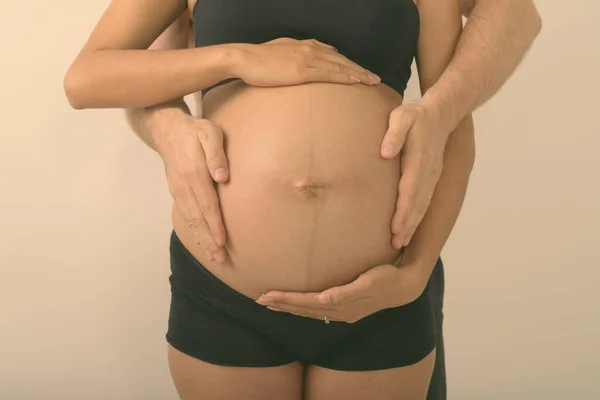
[64,0,541,398]
[123,0,541,320]
[133,0,462,399]
[258,0,542,319]
[125,0,542,263]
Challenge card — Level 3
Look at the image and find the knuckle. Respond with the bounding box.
[204,152,220,166]
[187,216,207,230]
[391,107,404,119]
[198,128,211,144]
[199,202,213,215]
[300,43,314,53]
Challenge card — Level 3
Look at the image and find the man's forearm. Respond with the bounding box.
[422,0,542,130]
[125,98,191,153]
[401,115,476,270]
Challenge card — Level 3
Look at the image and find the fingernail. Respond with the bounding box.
[381,144,397,158]
[318,293,331,304]
[267,306,281,312]
[371,74,381,83]
[214,168,228,181]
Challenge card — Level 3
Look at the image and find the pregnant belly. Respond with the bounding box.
[173,81,404,299]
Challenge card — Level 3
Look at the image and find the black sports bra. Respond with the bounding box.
[193,0,420,96]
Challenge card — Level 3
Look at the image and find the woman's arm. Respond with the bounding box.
[400,0,475,273]
[63,0,233,110]
[63,0,379,110]
[423,0,543,130]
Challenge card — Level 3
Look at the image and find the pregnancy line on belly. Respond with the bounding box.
[302,86,320,286]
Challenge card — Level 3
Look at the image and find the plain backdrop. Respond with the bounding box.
[1,1,599,399]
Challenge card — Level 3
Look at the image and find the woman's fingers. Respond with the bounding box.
[305,38,338,52]
[305,58,377,85]
[303,66,361,84]
[317,52,380,84]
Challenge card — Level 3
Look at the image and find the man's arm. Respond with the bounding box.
[423,0,543,130]
[400,117,475,271]
[123,12,231,262]
[124,11,192,152]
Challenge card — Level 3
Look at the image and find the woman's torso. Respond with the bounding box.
[174,0,419,299]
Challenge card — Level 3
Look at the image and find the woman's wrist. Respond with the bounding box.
[215,43,253,81]
[398,243,439,284]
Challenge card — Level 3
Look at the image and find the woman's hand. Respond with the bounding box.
[155,115,229,264]
[255,260,428,323]
[230,38,381,87]
[380,102,449,249]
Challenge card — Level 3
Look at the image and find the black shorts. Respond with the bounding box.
[166,230,439,371]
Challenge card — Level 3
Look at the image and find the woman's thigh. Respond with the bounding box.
[167,344,304,400]
[304,349,435,400]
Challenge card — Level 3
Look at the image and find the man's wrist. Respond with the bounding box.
[419,66,477,138]
[421,92,459,134]
[145,103,192,152]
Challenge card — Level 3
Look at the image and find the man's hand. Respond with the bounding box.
[380,103,448,249]
[255,260,428,323]
[155,114,229,263]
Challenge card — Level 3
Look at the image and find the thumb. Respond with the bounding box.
[318,275,370,305]
[381,106,416,159]
[196,121,230,183]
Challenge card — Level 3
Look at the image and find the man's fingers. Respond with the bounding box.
[169,174,224,262]
[196,123,229,183]
[188,167,227,257]
[381,107,415,159]
[391,174,419,248]
[191,183,227,249]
